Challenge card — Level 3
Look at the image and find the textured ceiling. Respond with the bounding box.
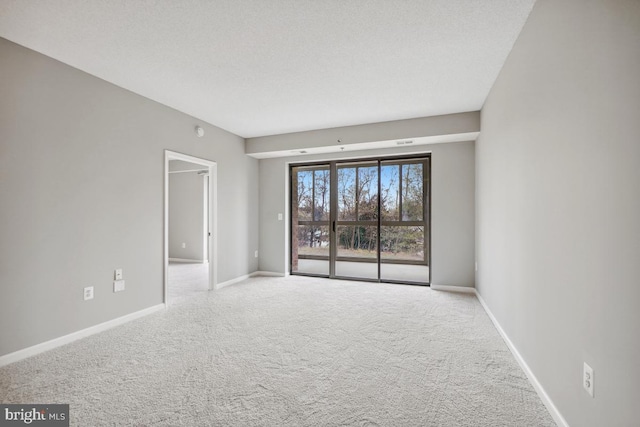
[0,0,535,138]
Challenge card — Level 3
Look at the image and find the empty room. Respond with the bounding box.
[1,1,638,426]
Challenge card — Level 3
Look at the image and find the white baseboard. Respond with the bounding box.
[169,258,206,263]
[474,291,568,427]
[430,284,476,294]
[215,271,286,290]
[252,271,286,277]
[215,273,251,290]
[0,303,165,368]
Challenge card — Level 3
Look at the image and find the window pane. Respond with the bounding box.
[337,167,356,221]
[381,226,424,262]
[294,169,313,221]
[313,169,330,221]
[297,225,330,257]
[401,163,423,221]
[381,164,399,221]
[336,225,378,259]
[357,166,378,221]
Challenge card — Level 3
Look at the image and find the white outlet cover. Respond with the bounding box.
[583,362,594,397]
[83,286,94,301]
[114,280,126,293]
[278,213,283,221]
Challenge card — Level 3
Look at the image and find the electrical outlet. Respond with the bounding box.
[113,280,126,293]
[278,213,283,221]
[83,286,94,301]
[114,269,123,280]
[583,362,594,397]
[182,243,186,249]
[254,250,259,258]
[475,262,478,272]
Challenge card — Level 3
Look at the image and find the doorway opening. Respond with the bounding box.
[290,154,430,285]
[164,151,218,304]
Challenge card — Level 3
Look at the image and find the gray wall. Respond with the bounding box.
[259,141,475,287]
[476,0,640,425]
[169,169,206,261]
[0,38,259,356]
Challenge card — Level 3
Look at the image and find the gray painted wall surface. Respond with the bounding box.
[259,141,475,288]
[169,171,206,261]
[476,1,640,425]
[0,38,259,356]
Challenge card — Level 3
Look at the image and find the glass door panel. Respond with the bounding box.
[291,165,331,275]
[379,158,429,284]
[380,225,429,283]
[335,225,378,280]
[334,162,379,280]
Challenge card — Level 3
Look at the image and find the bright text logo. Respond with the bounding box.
[0,405,68,426]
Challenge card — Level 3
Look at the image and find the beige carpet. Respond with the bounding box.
[167,262,209,302]
[0,276,555,426]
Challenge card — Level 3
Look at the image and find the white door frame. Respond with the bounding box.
[164,150,218,304]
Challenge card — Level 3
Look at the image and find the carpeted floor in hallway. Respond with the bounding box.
[167,261,209,303]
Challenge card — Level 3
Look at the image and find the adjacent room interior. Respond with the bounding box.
[167,157,211,303]
[0,1,638,426]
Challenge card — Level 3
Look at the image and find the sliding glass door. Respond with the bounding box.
[291,155,430,285]
[291,164,331,276]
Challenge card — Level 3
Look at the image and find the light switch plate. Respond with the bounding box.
[115,269,123,280]
[113,280,126,293]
